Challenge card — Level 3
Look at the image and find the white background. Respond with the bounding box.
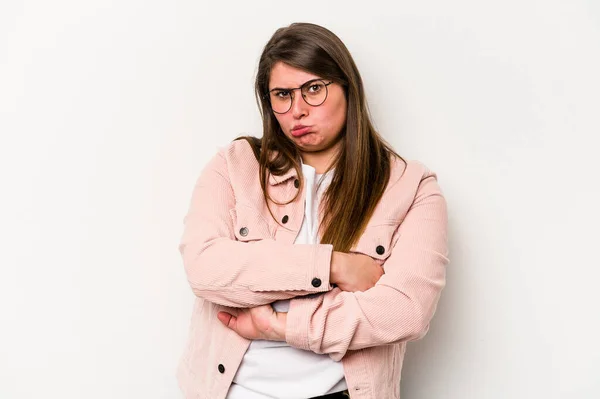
[1,1,599,398]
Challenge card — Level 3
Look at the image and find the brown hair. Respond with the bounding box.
[236,22,404,252]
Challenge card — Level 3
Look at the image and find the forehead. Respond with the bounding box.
[269,62,321,89]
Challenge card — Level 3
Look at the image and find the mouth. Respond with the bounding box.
[291,126,312,137]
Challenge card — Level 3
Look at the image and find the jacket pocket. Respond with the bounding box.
[350,221,399,263]
[229,203,273,242]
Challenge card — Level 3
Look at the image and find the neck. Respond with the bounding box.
[301,141,341,174]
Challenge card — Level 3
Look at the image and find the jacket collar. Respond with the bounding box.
[268,167,298,186]
[266,149,300,186]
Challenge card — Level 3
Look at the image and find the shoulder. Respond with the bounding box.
[388,154,438,187]
[202,138,260,179]
[370,154,443,222]
[215,138,259,165]
[386,154,437,192]
[223,138,260,162]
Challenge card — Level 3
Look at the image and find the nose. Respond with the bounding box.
[290,90,308,119]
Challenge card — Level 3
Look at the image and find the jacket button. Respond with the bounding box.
[239,227,249,237]
[282,215,289,224]
[311,278,322,288]
[218,364,225,373]
[294,179,299,188]
[376,245,385,255]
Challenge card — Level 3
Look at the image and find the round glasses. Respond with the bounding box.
[265,79,333,114]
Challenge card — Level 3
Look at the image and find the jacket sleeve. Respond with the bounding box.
[178,149,333,308]
[284,173,448,360]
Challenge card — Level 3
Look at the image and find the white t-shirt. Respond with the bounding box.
[227,163,347,399]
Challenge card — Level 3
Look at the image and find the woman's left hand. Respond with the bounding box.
[217,304,287,341]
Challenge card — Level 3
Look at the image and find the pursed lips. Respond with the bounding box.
[291,125,312,137]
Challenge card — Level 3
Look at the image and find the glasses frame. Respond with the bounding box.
[264,79,334,114]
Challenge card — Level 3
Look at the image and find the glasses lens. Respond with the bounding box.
[269,90,292,114]
[301,80,328,106]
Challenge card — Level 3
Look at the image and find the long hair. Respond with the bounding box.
[237,22,404,252]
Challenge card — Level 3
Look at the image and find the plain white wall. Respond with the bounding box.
[1,0,599,398]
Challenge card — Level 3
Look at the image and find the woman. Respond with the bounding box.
[177,22,448,399]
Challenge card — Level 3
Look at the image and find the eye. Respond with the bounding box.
[307,83,324,93]
[273,90,290,99]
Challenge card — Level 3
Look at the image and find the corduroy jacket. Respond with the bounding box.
[177,139,449,399]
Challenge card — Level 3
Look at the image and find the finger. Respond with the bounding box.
[217,311,237,330]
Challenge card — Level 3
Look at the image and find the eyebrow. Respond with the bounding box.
[269,78,323,92]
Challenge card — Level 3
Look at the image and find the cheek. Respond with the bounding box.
[319,100,346,134]
[273,115,288,132]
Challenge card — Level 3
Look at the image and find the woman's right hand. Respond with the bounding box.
[330,251,384,292]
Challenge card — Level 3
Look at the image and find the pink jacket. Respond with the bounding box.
[177,139,449,399]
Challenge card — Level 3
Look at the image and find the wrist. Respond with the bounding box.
[330,251,345,285]
[272,312,287,342]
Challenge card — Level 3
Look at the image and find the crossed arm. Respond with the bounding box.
[180,150,448,358]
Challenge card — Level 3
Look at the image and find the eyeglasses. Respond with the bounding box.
[265,79,333,114]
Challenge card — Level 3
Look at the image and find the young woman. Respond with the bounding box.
[177,22,449,399]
